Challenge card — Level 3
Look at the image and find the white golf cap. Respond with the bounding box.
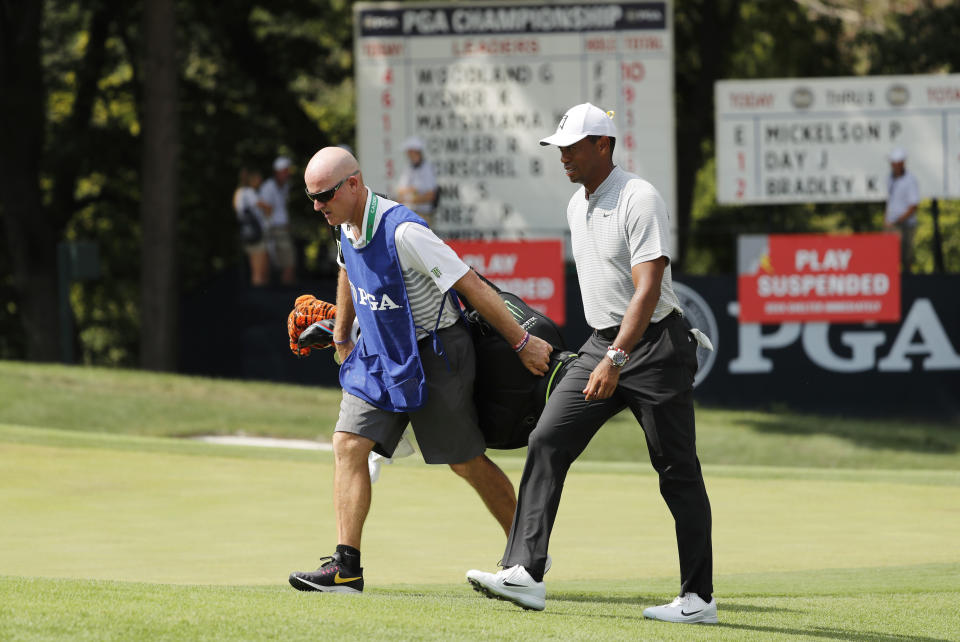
[539,103,617,147]
[273,156,292,171]
[888,147,907,162]
[402,136,425,152]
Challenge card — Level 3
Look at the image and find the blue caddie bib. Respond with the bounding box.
[339,197,431,412]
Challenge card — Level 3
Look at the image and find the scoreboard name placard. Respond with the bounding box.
[715,74,960,205]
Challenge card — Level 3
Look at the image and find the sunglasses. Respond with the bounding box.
[305,170,359,203]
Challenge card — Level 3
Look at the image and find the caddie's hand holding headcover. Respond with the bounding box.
[286,294,337,357]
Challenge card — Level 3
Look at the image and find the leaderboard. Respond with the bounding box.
[354,1,675,238]
[716,74,960,205]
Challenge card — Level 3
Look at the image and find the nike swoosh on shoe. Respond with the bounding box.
[334,571,362,584]
[292,576,323,590]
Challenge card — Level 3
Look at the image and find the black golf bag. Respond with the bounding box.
[461,271,577,449]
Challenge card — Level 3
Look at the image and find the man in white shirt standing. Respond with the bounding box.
[466,103,717,624]
[287,146,552,594]
[884,147,920,273]
[394,136,438,227]
[259,156,297,284]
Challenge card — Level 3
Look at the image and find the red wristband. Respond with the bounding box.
[512,331,530,353]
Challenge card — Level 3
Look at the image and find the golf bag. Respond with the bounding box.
[461,271,577,449]
[291,271,577,449]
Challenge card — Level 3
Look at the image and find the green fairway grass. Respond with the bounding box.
[0,360,343,439]
[3,360,959,469]
[2,360,959,639]
[2,576,958,641]
[4,428,958,585]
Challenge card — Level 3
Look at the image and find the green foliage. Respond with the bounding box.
[3,360,959,471]
[3,0,959,365]
[684,1,960,275]
[918,198,960,272]
[855,3,959,76]
[729,0,848,79]
[1,0,357,365]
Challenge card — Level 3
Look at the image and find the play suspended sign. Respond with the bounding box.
[737,233,901,323]
[446,238,565,324]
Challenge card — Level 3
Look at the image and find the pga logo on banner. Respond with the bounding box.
[446,239,565,325]
[737,233,901,324]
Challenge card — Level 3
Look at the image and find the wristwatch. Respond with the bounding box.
[606,346,629,368]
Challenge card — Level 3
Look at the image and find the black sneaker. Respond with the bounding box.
[289,553,364,593]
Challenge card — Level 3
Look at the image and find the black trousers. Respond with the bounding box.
[501,313,713,600]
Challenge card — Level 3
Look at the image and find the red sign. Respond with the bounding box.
[447,239,566,325]
[737,233,901,323]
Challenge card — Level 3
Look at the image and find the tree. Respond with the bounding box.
[139,0,179,371]
[0,0,356,366]
[1,0,134,362]
[1,1,61,362]
[9,0,950,370]
[0,0,59,361]
[679,0,960,275]
[673,0,742,272]
[678,0,853,274]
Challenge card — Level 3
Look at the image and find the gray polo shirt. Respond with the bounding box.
[567,166,681,330]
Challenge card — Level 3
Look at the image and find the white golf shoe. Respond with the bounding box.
[466,565,546,611]
[643,592,718,624]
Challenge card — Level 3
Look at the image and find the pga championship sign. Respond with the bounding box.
[354,1,676,240]
[715,73,960,204]
[672,275,960,420]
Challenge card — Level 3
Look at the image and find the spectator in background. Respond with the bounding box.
[233,167,269,286]
[394,136,438,227]
[260,156,297,284]
[884,147,920,273]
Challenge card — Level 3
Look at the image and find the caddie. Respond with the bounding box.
[288,146,552,593]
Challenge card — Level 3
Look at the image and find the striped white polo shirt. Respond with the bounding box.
[338,189,466,339]
[567,166,681,330]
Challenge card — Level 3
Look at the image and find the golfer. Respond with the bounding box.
[466,103,716,624]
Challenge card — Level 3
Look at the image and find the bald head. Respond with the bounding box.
[304,146,366,228]
[304,146,361,193]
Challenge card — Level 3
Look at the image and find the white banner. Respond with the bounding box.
[354,1,676,239]
[715,74,960,204]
